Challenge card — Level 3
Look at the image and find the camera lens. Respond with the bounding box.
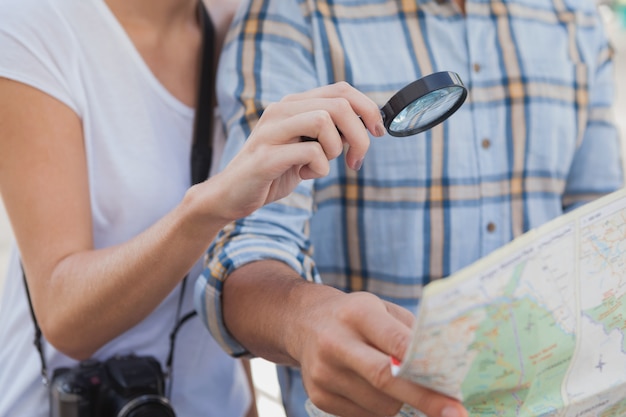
[116,395,176,417]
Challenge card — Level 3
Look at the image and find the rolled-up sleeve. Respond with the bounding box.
[194,187,320,356]
[193,0,322,355]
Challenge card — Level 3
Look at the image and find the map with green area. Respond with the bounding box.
[395,187,626,416]
[307,188,626,417]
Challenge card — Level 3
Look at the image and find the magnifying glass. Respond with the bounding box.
[301,71,467,141]
[381,71,467,137]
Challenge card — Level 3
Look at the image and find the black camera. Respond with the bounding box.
[49,354,176,417]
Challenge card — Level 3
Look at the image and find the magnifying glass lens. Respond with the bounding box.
[389,86,465,135]
[381,71,468,137]
[300,72,467,143]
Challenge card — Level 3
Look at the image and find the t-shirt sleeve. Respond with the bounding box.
[0,0,82,115]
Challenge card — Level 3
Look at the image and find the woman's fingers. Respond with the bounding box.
[218,82,382,216]
[249,111,340,176]
[281,81,384,138]
[254,104,366,171]
[256,82,384,170]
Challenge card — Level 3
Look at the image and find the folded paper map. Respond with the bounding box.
[307,187,626,417]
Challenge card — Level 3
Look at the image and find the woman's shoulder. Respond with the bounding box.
[0,0,86,115]
[0,0,79,66]
[0,0,56,23]
[0,0,73,43]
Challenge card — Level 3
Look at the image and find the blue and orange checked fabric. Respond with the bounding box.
[195,0,623,356]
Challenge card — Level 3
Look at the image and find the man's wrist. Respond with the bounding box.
[281,280,345,365]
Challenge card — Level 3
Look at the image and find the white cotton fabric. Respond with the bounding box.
[0,0,247,415]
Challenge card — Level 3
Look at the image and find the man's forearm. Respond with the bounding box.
[222,259,343,365]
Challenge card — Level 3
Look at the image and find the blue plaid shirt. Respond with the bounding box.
[195,0,623,356]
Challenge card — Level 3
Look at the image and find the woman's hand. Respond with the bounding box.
[204,81,385,221]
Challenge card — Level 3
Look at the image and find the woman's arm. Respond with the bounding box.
[0,78,231,359]
[0,78,382,359]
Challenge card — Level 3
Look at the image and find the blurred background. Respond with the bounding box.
[2,7,626,416]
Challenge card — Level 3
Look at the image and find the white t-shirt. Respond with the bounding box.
[0,0,247,415]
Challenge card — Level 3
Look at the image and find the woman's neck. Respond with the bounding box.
[105,0,200,32]
[103,0,241,107]
[105,0,203,107]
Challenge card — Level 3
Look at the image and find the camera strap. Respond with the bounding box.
[21,0,216,388]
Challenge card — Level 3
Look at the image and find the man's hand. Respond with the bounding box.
[292,290,467,417]
[222,261,468,417]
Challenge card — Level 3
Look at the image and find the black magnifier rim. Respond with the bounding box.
[381,71,468,137]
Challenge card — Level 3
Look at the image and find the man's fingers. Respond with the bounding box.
[384,377,468,417]
[305,363,404,417]
[384,300,416,329]
[306,393,381,417]
[322,293,467,417]
[334,292,413,362]
[340,340,467,417]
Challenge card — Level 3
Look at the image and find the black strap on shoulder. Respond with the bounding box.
[191,2,216,185]
[22,1,215,387]
[164,2,215,393]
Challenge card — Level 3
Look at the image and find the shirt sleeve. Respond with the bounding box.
[194,0,322,356]
[194,193,321,356]
[562,21,623,211]
[0,0,81,116]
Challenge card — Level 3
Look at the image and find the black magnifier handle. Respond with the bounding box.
[300,71,467,141]
[301,136,321,142]
[300,115,369,142]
